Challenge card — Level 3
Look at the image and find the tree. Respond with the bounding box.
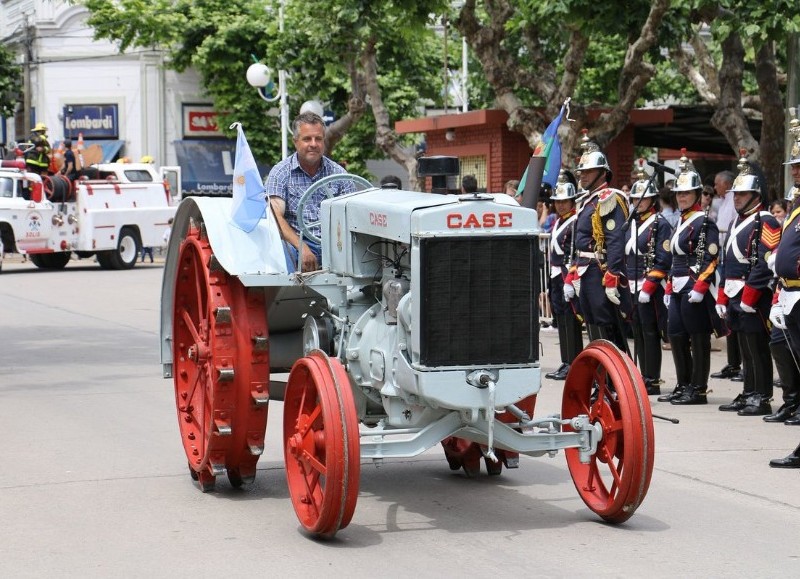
[455,0,672,160]
[669,0,800,198]
[0,43,22,123]
[82,0,449,187]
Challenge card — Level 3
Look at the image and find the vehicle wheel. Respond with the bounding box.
[562,340,654,524]
[172,219,270,491]
[283,350,360,537]
[110,227,140,269]
[29,252,70,269]
[96,251,114,269]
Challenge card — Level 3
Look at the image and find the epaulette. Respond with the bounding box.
[598,188,622,217]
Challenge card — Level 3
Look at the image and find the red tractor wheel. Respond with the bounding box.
[562,340,654,523]
[283,351,360,537]
[172,221,269,492]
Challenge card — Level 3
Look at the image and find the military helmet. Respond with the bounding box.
[729,149,766,205]
[629,158,657,199]
[32,122,47,133]
[671,148,702,193]
[575,129,611,174]
[785,114,800,166]
[550,169,578,201]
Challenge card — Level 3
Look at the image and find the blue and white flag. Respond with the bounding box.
[230,122,266,233]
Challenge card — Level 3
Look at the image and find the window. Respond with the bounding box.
[0,177,14,198]
[459,155,487,191]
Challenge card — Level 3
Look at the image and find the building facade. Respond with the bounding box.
[1,1,235,194]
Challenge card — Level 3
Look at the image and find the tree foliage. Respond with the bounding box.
[81,0,800,192]
[0,43,22,120]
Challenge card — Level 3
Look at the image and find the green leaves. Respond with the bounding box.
[0,44,22,119]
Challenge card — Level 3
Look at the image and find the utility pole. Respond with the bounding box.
[22,13,33,138]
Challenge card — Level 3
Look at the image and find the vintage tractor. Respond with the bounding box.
[160,175,654,538]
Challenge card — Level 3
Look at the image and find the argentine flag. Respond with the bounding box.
[230,122,266,233]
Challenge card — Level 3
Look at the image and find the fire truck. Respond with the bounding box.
[0,159,178,271]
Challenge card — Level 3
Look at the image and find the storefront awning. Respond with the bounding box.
[174,140,271,197]
[53,139,126,164]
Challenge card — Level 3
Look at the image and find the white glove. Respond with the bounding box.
[688,290,704,303]
[605,286,621,305]
[767,252,777,275]
[770,303,787,329]
[663,294,671,308]
[715,304,727,319]
[740,302,757,314]
[563,283,575,301]
[638,291,651,304]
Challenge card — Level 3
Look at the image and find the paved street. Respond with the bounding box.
[1,256,799,577]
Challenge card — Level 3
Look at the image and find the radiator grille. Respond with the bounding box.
[419,236,538,367]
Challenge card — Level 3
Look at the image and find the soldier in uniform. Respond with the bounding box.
[658,150,723,405]
[563,131,631,351]
[626,162,673,395]
[715,152,780,416]
[769,113,800,467]
[545,169,583,380]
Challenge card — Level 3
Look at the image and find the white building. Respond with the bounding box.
[1,0,236,195]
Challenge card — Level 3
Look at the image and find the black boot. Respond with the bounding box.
[737,393,772,416]
[671,383,708,405]
[545,363,569,380]
[769,339,800,420]
[785,410,800,426]
[711,364,742,379]
[642,323,663,387]
[769,443,800,468]
[643,377,662,396]
[668,334,692,387]
[763,403,799,422]
[719,393,749,412]
[690,333,711,390]
[658,383,686,402]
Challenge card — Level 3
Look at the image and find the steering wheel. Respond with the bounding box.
[296,173,373,245]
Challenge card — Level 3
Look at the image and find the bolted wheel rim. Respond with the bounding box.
[172,220,269,490]
[283,350,360,537]
[562,340,654,524]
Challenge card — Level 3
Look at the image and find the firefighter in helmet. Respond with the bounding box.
[715,151,780,416]
[563,130,631,351]
[545,169,583,380]
[769,113,800,467]
[626,160,673,395]
[659,150,723,405]
[24,122,51,175]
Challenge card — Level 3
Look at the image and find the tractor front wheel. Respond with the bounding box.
[283,351,360,537]
[562,340,654,524]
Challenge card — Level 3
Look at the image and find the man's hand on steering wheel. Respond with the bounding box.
[300,243,318,272]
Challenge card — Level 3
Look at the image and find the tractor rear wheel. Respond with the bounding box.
[283,350,360,538]
[562,340,654,523]
[172,219,269,491]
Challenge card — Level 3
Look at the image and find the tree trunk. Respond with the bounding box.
[754,41,785,200]
[709,33,759,162]
[362,42,421,190]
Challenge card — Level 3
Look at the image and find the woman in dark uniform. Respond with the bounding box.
[626,164,673,395]
[545,170,583,380]
[658,150,723,405]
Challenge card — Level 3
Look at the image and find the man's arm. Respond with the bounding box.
[269,196,318,271]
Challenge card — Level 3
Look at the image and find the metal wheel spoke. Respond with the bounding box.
[298,405,322,437]
[180,307,205,348]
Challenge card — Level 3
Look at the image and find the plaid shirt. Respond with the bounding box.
[264,153,352,240]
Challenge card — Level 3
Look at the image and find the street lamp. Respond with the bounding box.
[247,62,289,159]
